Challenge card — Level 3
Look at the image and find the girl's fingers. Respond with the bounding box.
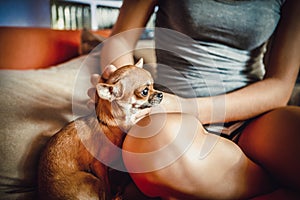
[90,74,101,86]
[87,64,117,110]
[87,87,98,101]
[102,64,117,80]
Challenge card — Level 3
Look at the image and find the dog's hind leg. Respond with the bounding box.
[39,171,109,200]
[74,171,109,200]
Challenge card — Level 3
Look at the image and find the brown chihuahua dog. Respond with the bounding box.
[38,59,163,200]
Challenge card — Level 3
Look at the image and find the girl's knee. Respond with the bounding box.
[123,113,198,153]
[122,114,181,174]
[122,113,202,197]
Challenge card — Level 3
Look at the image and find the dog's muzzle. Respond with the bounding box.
[140,92,163,109]
[148,92,163,105]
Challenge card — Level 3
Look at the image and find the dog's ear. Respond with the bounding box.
[96,82,123,101]
[135,58,143,68]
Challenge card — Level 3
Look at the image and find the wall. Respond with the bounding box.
[0,0,51,27]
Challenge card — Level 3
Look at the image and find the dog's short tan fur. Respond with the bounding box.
[38,59,163,200]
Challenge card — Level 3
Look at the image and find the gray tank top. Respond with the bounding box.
[154,0,286,98]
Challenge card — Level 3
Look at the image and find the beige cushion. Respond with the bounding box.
[0,55,92,199]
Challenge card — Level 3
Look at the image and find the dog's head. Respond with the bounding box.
[96,59,163,129]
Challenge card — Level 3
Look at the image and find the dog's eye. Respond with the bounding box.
[141,88,149,96]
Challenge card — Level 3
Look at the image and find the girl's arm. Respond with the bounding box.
[100,0,157,70]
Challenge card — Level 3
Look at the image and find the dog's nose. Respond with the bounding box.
[157,92,163,100]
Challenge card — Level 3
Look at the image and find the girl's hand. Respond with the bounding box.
[87,65,117,109]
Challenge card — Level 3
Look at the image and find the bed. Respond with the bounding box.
[0,3,299,200]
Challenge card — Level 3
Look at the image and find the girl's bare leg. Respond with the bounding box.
[122,113,275,199]
[239,106,300,199]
